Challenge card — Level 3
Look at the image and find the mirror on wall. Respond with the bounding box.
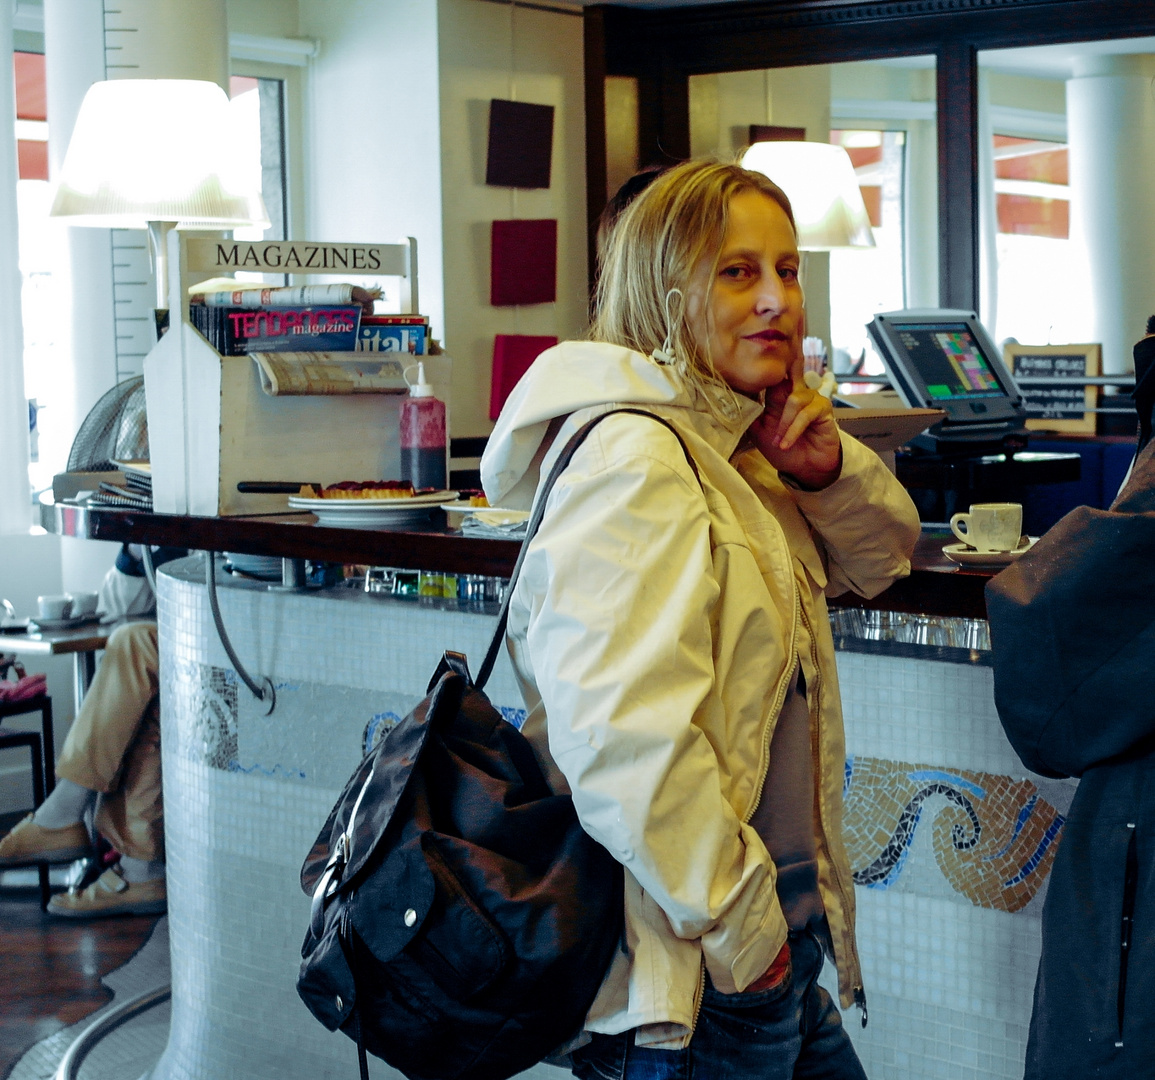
[977,37,1155,379]
[603,59,939,391]
[688,59,938,388]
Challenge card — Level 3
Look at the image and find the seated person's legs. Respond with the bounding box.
[55,620,160,792]
[0,621,166,916]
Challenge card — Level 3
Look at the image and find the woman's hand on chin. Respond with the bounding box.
[750,350,842,490]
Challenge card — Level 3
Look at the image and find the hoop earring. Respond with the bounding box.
[652,288,683,365]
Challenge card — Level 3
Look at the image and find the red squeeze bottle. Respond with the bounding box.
[400,362,447,490]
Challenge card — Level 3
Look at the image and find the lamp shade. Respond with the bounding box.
[742,142,875,251]
[50,79,270,229]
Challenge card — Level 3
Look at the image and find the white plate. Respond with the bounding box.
[29,613,102,632]
[288,489,456,511]
[308,508,437,528]
[440,502,527,518]
[943,537,1037,568]
[470,509,530,526]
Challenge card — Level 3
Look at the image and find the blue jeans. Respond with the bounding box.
[570,928,866,1080]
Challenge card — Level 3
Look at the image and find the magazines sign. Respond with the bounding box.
[186,239,410,276]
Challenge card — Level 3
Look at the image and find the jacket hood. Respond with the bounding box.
[482,341,692,504]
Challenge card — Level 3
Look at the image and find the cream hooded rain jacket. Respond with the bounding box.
[481,341,920,1049]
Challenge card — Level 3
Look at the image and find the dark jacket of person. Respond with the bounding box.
[986,439,1155,1079]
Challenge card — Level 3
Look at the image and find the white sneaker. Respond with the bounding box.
[47,864,166,919]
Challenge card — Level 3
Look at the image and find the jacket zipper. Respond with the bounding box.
[686,580,798,1040]
[690,961,706,1037]
[800,599,867,1028]
[1117,823,1139,1048]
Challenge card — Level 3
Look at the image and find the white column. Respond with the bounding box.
[0,0,29,533]
[1067,54,1155,374]
[903,117,939,308]
[104,0,228,87]
[43,0,114,484]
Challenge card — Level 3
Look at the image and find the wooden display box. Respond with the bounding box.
[144,232,447,516]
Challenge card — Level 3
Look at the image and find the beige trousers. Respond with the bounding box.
[55,621,163,861]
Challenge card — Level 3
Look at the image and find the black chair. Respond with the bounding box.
[0,695,54,908]
[0,691,55,792]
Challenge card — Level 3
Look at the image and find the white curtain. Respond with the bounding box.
[0,0,29,534]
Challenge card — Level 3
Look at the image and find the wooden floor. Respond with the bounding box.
[0,811,159,1080]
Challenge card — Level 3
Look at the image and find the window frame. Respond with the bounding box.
[585,0,1155,310]
[227,56,307,244]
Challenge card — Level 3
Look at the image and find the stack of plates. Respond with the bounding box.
[224,552,284,579]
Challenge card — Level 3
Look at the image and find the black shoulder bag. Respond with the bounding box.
[297,410,701,1080]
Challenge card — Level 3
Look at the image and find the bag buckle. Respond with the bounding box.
[309,832,349,938]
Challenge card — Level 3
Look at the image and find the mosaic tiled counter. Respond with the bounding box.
[821,612,1074,1080]
[146,557,1066,1080]
[148,559,561,1080]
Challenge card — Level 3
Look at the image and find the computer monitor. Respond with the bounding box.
[866,309,1028,439]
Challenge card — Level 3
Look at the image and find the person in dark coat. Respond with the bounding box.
[986,332,1155,1079]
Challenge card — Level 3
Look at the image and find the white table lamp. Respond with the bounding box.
[742,141,876,251]
[50,79,270,325]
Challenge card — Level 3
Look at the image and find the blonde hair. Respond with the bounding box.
[590,159,796,408]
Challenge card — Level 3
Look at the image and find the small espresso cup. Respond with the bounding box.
[69,590,99,617]
[37,594,72,620]
[950,502,1023,552]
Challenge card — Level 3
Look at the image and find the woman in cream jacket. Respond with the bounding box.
[482,161,920,1080]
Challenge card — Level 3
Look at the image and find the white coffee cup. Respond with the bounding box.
[69,590,99,617]
[950,502,1023,552]
[37,594,72,620]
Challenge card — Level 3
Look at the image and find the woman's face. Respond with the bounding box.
[685,190,803,395]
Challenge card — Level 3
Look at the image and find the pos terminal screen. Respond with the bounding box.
[892,323,1007,402]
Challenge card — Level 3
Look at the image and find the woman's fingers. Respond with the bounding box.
[770,388,802,447]
[777,392,835,452]
[772,381,833,447]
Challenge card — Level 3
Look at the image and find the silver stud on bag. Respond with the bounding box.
[336,995,343,1011]
[404,908,417,927]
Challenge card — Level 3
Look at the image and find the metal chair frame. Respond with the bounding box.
[0,693,57,909]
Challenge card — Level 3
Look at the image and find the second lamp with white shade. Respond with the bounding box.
[742,141,875,251]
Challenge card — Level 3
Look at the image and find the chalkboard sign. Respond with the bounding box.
[1006,343,1101,433]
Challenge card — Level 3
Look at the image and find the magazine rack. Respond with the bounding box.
[144,232,450,516]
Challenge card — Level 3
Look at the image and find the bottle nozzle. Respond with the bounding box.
[405,361,434,397]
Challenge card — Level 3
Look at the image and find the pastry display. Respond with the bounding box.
[297,481,416,500]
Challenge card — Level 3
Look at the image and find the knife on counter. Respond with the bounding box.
[236,481,320,494]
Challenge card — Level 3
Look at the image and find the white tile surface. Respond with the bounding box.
[150,563,1057,1080]
[152,565,544,1080]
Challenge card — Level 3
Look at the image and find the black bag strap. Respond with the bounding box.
[356,1012,370,1080]
[475,408,701,690]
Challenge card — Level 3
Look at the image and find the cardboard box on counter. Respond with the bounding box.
[834,406,945,460]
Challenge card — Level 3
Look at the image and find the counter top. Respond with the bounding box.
[834,531,994,621]
[43,498,996,620]
[46,497,522,578]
